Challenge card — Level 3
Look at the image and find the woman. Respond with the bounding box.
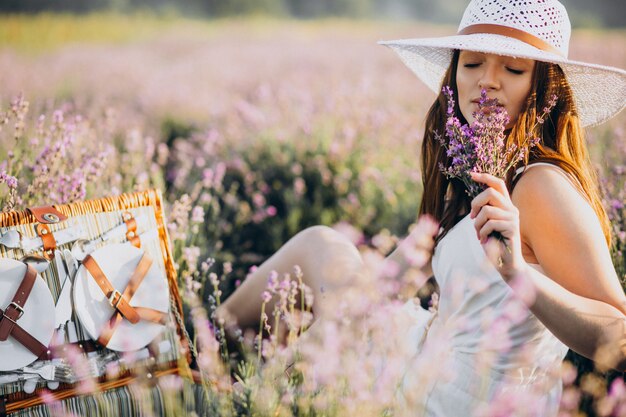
[217,0,626,414]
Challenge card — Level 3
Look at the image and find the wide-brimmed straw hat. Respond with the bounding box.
[379,0,626,127]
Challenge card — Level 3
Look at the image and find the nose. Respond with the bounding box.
[478,63,500,90]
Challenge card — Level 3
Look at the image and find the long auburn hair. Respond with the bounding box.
[418,49,611,247]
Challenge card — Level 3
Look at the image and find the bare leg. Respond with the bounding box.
[216,225,365,330]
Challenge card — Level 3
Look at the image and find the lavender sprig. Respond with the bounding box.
[437,87,558,242]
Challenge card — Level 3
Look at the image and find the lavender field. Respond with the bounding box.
[1,15,625,416]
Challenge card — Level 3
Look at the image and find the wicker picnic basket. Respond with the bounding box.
[0,189,208,416]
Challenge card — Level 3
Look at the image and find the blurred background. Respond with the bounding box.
[0,0,624,27]
[0,0,624,316]
[0,2,624,413]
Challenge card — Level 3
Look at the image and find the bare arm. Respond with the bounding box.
[514,166,626,369]
[517,263,626,370]
[470,167,626,371]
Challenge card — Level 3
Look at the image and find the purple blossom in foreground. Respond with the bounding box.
[0,170,17,189]
[436,87,557,199]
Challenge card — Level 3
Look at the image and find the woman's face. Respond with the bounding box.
[456,51,535,127]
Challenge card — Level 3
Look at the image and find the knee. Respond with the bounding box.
[294,225,359,256]
[294,225,337,243]
[291,225,364,279]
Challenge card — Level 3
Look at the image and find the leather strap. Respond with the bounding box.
[83,253,167,347]
[35,224,57,259]
[0,310,48,359]
[27,206,67,224]
[83,255,141,324]
[0,265,37,341]
[123,211,141,248]
[97,253,165,347]
[28,206,67,258]
[0,265,49,358]
[98,306,167,347]
[457,24,565,57]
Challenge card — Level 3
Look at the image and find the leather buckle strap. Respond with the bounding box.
[83,255,141,325]
[27,206,67,224]
[123,211,141,248]
[0,303,23,327]
[28,205,67,259]
[0,311,18,326]
[108,289,124,309]
[0,306,48,359]
[97,305,168,347]
[0,265,37,341]
[6,303,24,320]
[83,252,167,347]
[35,224,57,260]
[0,265,49,359]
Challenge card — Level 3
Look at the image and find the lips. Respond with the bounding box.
[471,98,504,107]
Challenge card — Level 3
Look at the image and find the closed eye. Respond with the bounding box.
[463,63,481,68]
[506,67,525,75]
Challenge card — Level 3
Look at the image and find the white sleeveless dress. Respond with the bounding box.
[397,163,569,416]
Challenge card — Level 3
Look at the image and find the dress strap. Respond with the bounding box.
[513,162,560,180]
[512,161,583,196]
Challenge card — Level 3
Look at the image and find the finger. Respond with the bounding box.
[483,238,502,265]
[470,187,508,218]
[470,172,510,199]
[473,206,512,239]
[478,219,511,242]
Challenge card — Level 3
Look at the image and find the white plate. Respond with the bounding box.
[0,259,55,371]
[72,244,169,352]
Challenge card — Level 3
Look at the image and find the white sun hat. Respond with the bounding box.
[379,0,626,127]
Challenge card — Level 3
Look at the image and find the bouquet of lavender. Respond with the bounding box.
[436,86,557,200]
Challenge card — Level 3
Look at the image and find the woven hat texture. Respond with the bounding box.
[379,0,626,127]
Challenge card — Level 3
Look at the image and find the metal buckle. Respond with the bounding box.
[42,213,60,223]
[1,313,17,326]
[107,290,123,309]
[8,302,24,320]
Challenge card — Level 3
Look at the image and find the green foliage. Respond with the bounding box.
[0,12,181,53]
[165,130,421,299]
[205,0,288,16]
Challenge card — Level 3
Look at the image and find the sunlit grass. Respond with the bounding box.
[2,11,623,57]
[0,12,455,54]
[0,12,188,52]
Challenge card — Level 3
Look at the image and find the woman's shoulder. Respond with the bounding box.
[511,163,591,216]
[510,165,622,315]
[511,162,602,249]
[513,162,578,189]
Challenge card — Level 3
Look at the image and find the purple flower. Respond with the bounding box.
[442,85,455,115]
[267,270,279,292]
[436,87,557,198]
[0,171,18,189]
[611,199,624,211]
[191,206,205,223]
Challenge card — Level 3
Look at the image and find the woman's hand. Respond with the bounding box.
[469,172,527,281]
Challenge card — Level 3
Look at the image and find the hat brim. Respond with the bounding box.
[379,34,626,127]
